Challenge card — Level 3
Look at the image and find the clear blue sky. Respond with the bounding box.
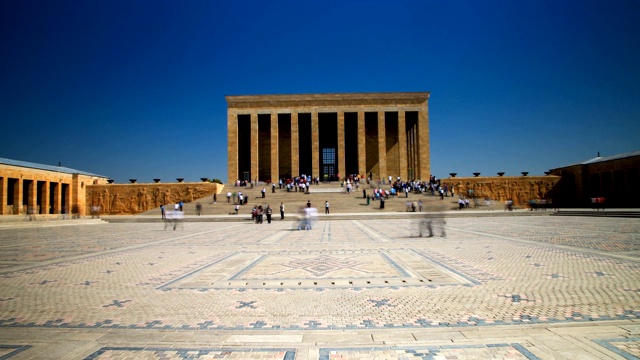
[1,0,639,183]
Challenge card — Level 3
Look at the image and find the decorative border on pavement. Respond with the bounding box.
[592,338,640,360]
[319,343,540,360]
[0,310,638,331]
[83,346,296,360]
[0,344,32,359]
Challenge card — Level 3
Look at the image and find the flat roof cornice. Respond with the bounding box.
[225,92,430,109]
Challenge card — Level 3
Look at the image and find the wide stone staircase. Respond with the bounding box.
[138,181,508,220]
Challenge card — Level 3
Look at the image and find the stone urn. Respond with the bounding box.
[153,179,161,183]
[201,178,209,182]
[129,179,137,183]
[497,172,505,177]
[177,178,184,183]
[521,172,529,176]
[544,171,551,176]
[473,172,481,177]
[107,179,115,184]
[449,173,457,178]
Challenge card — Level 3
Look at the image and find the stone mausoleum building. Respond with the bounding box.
[226,92,431,184]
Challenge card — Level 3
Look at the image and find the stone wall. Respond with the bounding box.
[442,175,561,206]
[86,182,223,215]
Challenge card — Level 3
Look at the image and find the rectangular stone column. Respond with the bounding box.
[291,112,299,177]
[270,111,279,182]
[398,111,408,180]
[357,111,366,177]
[41,181,49,214]
[53,182,61,214]
[28,180,36,214]
[311,111,319,179]
[418,105,430,180]
[250,113,259,183]
[14,179,22,214]
[377,111,387,181]
[64,184,71,215]
[337,111,345,178]
[227,111,238,184]
[0,177,6,215]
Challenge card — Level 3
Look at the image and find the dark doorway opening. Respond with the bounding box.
[258,114,271,182]
[298,113,312,176]
[344,112,359,176]
[278,114,292,179]
[237,115,251,181]
[319,113,337,180]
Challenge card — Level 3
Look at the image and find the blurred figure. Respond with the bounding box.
[418,214,446,237]
[195,203,202,216]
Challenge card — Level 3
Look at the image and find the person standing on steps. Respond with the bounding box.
[266,204,273,223]
[280,202,285,220]
[325,201,330,214]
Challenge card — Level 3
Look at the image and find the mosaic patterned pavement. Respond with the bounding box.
[0,216,638,359]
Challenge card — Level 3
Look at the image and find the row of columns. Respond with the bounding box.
[228,108,429,183]
[0,177,70,215]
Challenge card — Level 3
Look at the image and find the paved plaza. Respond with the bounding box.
[0,214,638,359]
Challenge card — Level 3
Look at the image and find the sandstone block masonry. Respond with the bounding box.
[87,182,223,215]
[226,92,431,184]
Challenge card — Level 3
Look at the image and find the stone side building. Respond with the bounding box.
[226,92,430,184]
[549,150,640,207]
[0,157,109,216]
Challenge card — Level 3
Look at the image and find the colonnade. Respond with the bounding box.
[227,92,431,184]
[0,161,106,216]
[0,176,71,215]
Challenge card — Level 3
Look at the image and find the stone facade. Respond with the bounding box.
[549,150,640,207]
[226,92,431,184]
[87,182,222,215]
[442,175,561,206]
[0,159,108,216]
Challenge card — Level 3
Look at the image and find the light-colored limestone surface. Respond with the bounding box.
[87,182,222,215]
[0,214,638,359]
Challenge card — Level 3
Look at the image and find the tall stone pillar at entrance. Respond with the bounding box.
[291,112,299,177]
[270,111,279,182]
[398,111,408,180]
[227,112,238,184]
[418,105,430,180]
[337,111,345,178]
[377,111,387,181]
[357,111,366,177]
[250,113,259,183]
[311,111,319,179]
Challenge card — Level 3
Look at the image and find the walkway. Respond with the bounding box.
[0,215,638,359]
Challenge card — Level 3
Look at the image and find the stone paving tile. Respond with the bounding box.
[84,347,296,359]
[318,344,538,360]
[0,216,638,359]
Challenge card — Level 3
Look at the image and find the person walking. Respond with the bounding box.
[160,204,166,220]
[325,201,330,214]
[280,202,285,220]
